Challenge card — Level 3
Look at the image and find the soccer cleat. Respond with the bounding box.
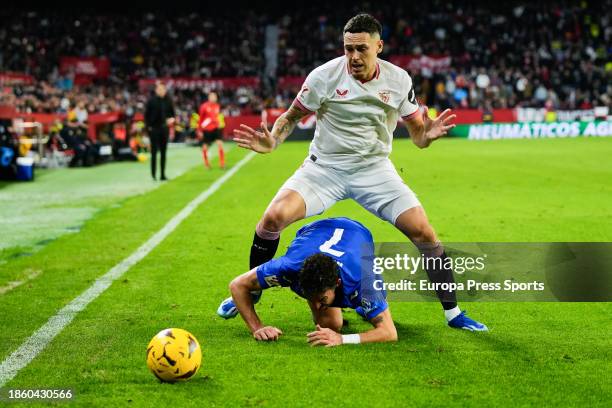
[216,297,237,319]
[216,291,262,319]
[447,311,489,332]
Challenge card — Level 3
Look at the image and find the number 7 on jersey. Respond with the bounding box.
[319,228,345,257]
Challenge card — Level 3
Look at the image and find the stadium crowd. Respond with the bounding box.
[277,1,611,110]
[0,1,610,121]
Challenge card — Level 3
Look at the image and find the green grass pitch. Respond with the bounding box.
[1,137,611,407]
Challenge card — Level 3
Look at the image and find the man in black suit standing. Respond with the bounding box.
[145,81,175,180]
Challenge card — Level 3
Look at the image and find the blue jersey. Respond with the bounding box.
[256,217,387,320]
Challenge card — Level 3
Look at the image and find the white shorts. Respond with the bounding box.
[279,157,421,225]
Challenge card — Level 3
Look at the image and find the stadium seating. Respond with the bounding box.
[0,2,609,120]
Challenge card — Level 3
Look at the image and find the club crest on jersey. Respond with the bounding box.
[335,88,349,98]
[361,298,374,313]
[378,90,391,104]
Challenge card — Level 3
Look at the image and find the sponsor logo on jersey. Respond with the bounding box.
[335,88,349,97]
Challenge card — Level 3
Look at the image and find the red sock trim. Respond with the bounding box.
[202,145,210,167]
[218,145,225,167]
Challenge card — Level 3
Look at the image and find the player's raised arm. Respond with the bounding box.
[233,103,310,153]
[403,107,457,149]
[307,308,397,347]
[229,269,283,341]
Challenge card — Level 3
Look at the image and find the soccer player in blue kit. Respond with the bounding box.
[218,217,486,346]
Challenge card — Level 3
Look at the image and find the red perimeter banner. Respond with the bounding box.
[59,57,110,79]
[138,77,260,91]
[0,72,35,86]
[389,55,452,75]
[278,76,306,88]
[0,105,121,140]
[276,57,453,86]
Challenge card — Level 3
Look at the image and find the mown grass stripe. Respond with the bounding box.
[0,151,256,387]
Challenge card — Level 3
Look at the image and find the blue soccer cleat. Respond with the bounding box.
[216,291,262,319]
[448,311,489,332]
[217,297,237,319]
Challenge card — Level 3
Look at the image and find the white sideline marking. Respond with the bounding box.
[0,151,256,387]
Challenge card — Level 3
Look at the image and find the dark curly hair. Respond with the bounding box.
[343,13,382,37]
[298,253,339,298]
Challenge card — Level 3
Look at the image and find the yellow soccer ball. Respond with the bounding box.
[146,328,202,382]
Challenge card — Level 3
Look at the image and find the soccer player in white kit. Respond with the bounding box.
[233,13,487,335]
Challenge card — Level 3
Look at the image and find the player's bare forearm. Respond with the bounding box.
[229,270,263,333]
[230,270,284,341]
[306,308,397,346]
[270,104,309,148]
[403,120,430,149]
[269,115,296,148]
[233,104,308,154]
[358,309,398,343]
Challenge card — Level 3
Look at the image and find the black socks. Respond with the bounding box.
[249,232,280,269]
[423,251,458,310]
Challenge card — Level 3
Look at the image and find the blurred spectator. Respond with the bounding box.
[60,116,96,167]
[0,120,17,180]
[0,2,609,118]
[74,101,88,125]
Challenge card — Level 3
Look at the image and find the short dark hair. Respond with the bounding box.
[343,13,382,37]
[298,253,339,298]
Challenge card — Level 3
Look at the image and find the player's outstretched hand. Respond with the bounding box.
[424,108,456,143]
[233,122,276,153]
[253,326,283,341]
[307,324,342,347]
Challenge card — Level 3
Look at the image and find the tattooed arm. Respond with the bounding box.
[233,103,310,153]
[307,308,397,347]
[230,269,283,341]
[270,103,311,147]
[360,308,398,343]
